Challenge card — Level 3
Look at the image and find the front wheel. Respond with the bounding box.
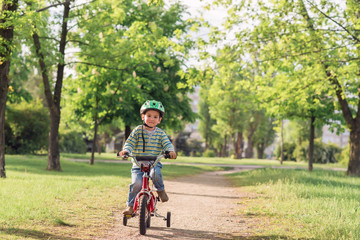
[146,212,151,228]
[139,195,148,235]
[166,211,171,227]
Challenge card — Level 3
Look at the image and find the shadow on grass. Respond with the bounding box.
[0,227,81,240]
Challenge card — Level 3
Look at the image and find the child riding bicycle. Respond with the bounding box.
[118,100,177,215]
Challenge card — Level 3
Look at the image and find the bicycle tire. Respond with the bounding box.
[147,212,151,228]
[123,215,127,226]
[139,195,148,235]
[166,211,171,227]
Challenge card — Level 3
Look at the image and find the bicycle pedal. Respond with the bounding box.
[125,214,133,218]
[151,213,154,216]
[156,196,160,201]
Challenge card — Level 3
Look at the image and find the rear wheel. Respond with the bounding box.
[166,211,171,227]
[139,195,148,235]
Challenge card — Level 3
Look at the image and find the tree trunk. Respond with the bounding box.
[90,96,99,165]
[0,61,8,177]
[0,0,19,178]
[348,128,360,175]
[308,116,315,172]
[256,142,265,159]
[90,122,98,165]
[233,131,243,159]
[221,135,227,157]
[280,119,284,165]
[32,0,70,171]
[47,112,61,170]
[245,131,254,158]
[232,133,237,158]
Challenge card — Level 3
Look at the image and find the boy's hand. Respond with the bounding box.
[118,150,129,157]
[169,151,177,159]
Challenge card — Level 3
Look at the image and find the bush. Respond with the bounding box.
[5,100,49,154]
[59,131,87,154]
[336,144,349,166]
[293,139,341,163]
[203,149,216,157]
[275,142,296,161]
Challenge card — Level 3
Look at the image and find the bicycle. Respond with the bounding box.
[118,151,171,235]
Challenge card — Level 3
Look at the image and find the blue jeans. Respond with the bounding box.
[126,162,164,207]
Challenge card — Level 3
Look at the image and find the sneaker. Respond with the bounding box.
[157,190,169,202]
[122,206,134,215]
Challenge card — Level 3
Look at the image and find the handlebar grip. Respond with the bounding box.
[164,151,170,159]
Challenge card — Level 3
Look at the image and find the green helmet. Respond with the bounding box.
[140,100,165,117]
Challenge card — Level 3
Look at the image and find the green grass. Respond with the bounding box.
[62,153,346,170]
[0,154,226,240]
[227,168,360,240]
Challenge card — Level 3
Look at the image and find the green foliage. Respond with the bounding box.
[337,144,350,167]
[62,0,196,137]
[285,119,323,145]
[275,142,296,161]
[202,149,216,157]
[198,84,218,150]
[59,131,87,154]
[293,139,341,164]
[5,100,49,154]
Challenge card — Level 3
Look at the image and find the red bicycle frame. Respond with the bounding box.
[133,164,156,214]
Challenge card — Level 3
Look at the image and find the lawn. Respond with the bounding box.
[227,168,360,240]
[2,154,354,239]
[62,152,346,170]
[0,155,225,240]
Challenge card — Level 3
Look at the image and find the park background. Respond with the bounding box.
[1,0,360,239]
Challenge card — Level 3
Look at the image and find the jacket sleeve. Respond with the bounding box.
[160,130,174,152]
[122,127,139,154]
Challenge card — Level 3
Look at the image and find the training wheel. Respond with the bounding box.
[166,211,171,227]
[123,215,128,226]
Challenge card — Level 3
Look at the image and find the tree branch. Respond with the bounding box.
[305,0,360,43]
[36,1,67,12]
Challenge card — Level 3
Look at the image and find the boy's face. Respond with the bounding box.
[142,110,162,128]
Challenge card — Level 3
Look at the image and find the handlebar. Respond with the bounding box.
[117,151,170,168]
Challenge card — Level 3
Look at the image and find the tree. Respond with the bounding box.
[63,0,196,164]
[207,0,353,171]
[0,0,19,178]
[204,46,261,159]
[252,112,275,159]
[198,84,217,152]
[29,0,75,171]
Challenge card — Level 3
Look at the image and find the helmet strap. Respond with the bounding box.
[142,123,154,152]
[142,125,145,152]
[143,122,154,129]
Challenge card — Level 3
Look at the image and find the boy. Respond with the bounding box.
[119,100,177,215]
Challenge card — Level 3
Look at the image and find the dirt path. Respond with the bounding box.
[100,170,255,240]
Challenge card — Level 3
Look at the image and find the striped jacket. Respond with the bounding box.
[123,125,174,158]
